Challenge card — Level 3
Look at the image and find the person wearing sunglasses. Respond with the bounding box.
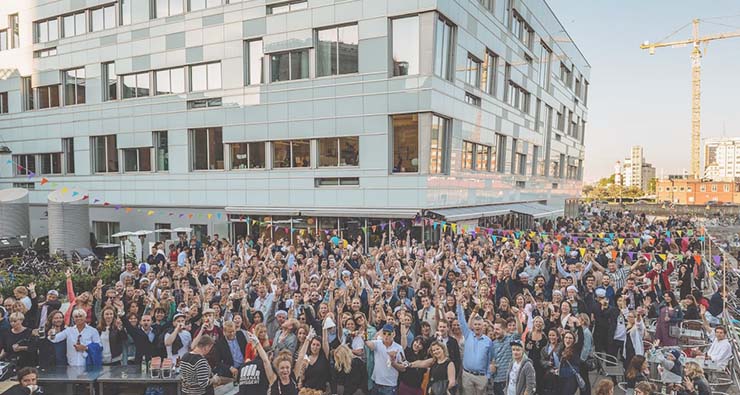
[48,308,100,366]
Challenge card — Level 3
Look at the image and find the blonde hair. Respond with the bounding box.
[9,312,24,322]
[333,344,353,374]
[684,361,704,378]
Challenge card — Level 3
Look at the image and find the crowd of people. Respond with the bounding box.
[0,205,736,395]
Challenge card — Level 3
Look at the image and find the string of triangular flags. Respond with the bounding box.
[4,158,227,221]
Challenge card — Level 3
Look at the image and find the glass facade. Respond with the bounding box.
[392,16,419,76]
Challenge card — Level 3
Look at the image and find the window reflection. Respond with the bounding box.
[392,114,419,173]
[392,16,419,76]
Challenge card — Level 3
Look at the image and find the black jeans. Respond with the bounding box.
[579,363,591,395]
[558,375,578,395]
[492,381,506,395]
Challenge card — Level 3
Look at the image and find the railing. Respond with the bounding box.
[703,230,740,387]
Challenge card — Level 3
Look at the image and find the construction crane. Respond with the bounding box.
[640,19,740,179]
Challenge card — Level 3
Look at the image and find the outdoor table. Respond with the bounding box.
[96,365,181,395]
[37,366,107,395]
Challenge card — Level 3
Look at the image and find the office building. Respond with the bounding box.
[618,146,654,191]
[0,0,589,247]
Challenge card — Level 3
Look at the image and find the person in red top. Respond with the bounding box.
[644,259,674,295]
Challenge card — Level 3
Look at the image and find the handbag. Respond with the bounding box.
[565,360,586,391]
[668,324,681,338]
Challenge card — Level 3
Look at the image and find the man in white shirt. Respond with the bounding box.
[365,324,405,395]
[706,326,733,367]
[49,308,101,366]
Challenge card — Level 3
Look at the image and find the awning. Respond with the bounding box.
[426,202,563,221]
[426,204,523,222]
[224,207,418,219]
[510,202,563,218]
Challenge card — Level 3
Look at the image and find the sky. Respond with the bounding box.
[547,0,740,183]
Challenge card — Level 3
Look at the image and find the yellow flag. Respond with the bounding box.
[618,238,624,247]
[502,237,508,242]
[451,224,457,233]
[207,213,213,219]
[658,254,667,261]
[514,239,520,247]
[147,210,154,216]
[61,187,68,193]
[579,248,586,257]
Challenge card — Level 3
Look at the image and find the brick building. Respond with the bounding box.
[657,179,739,205]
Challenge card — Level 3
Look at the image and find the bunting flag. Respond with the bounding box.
[658,254,667,261]
[712,255,721,265]
[633,238,640,245]
[643,253,652,261]
[207,214,213,219]
[579,248,586,257]
[618,238,624,247]
[627,252,634,260]
[147,210,154,216]
[611,250,618,260]
[40,178,49,185]
[693,255,701,265]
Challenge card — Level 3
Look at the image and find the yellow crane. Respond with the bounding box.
[640,19,740,178]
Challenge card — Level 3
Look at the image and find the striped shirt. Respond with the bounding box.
[608,267,630,290]
[180,352,213,395]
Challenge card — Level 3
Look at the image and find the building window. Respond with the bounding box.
[559,63,572,87]
[155,223,171,242]
[122,147,151,172]
[511,140,526,175]
[583,81,589,104]
[12,182,35,190]
[270,50,309,82]
[92,135,119,173]
[37,85,61,109]
[63,68,86,106]
[155,67,185,95]
[154,131,169,171]
[477,144,491,171]
[13,155,36,176]
[35,18,59,43]
[122,72,150,98]
[190,62,221,91]
[91,4,116,32]
[532,145,540,176]
[187,98,222,109]
[63,10,87,38]
[120,0,132,25]
[462,141,474,170]
[245,40,264,85]
[156,0,185,18]
[39,153,63,175]
[267,0,308,14]
[539,42,552,89]
[230,142,265,169]
[392,114,419,173]
[63,137,75,174]
[482,50,498,95]
[191,224,208,243]
[273,140,310,168]
[512,12,534,49]
[34,48,57,58]
[8,14,18,49]
[430,115,449,174]
[506,82,530,113]
[315,177,360,187]
[700,185,706,192]
[465,93,481,107]
[434,15,455,81]
[711,184,717,192]
[94,221,120,244]
[724,184,730,193]
[21,77,33,111]
[189,0,223,12]
[191,128,223,170]
[496,134,507,172]
[0,30,6,51]
[465,54,482,87]
[392,16,419,77]
[0,92,7,114]
[316,24,359,77]
[318,137,359,167]
[102,62,117,101]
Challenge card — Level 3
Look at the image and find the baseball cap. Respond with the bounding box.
[382,323,394,333]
